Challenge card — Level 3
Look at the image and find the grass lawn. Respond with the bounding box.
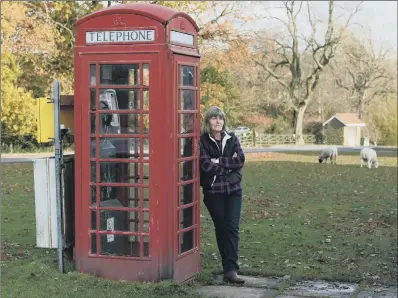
[1,152,397,297]
[201,152,397,286]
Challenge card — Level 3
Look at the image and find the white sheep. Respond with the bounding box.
[318,146,338,164]
[360,148,379,169]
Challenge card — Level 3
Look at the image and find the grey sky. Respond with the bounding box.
[304,1,397,49]
[349,1,397,49]
[237,1,397,50]
[107,1,397,50]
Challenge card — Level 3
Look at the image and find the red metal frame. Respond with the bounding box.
[172,56,200,282]
[89,60,151,260]
[74,4,200,282]
[79,54,160,278]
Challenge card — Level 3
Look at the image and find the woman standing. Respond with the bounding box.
[199,106,245,284]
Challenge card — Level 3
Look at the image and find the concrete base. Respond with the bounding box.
[198,285,277,298]
[197,275,397,298]
[213,275,285,289]
[283,280,358,297]
[357,287,398,298]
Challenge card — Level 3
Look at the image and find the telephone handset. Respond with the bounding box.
[99,89,120,134]
[96,89,120,162]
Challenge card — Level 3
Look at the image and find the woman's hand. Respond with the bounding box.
[218,137,245,170]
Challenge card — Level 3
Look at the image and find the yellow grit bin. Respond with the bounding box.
[36,97,74,143]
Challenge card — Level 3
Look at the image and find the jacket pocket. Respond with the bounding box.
[226,170,242,185]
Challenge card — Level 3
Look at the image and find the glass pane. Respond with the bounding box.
[99,209,137,232]
[99,89,139,110]
[143,138,149,159]
[90,139,96,157]
[182,66,194,86]
[143,163,149,185]
[91,210,96,230]
[129,235,141,256]
[143,90,149,110]
[91,138,140,159]
[143,188,149,209]
[100,234,140,257]
[180,230,194,253]
[129,210,140,233]
[180,114,194,134]
[128,235,139,245]
[97,113,140,134]
[143,236,149,257]
[179,183,194,206]
[90,65,96,86]
[143,64,149,86]
[179,160,194,181]
[180,90,194,110]
[129,187,141,208]
[180,137,194,158]
[90,89,96,110]
[90,114,96,134]
[128,187,140,208]
[91,186,96,205]
[95,186,140,208]
[91,234,97,254]
[99,112,121,134]
[91,162,96,182]
[143,212,150,233]
[180,206,194,230]
[143,114,149,133]
[99,162,140,184]
[100,64,139,85]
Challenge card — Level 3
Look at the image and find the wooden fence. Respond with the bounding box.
[236,132,317,147]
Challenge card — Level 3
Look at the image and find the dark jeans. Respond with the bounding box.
[203,190,242,273]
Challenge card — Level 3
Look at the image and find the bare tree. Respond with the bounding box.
[253,1,362,144]
[334,35,396,120]
[307,73,351,122]
[92,1,245,48]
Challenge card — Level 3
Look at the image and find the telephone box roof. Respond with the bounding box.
[76,3,199,31]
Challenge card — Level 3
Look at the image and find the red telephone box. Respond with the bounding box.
[74,3,200,282]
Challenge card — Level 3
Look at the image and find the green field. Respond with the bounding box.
[1,152,397,297]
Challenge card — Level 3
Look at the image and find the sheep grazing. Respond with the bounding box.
[360,148,379,169]
[318,146,338,164]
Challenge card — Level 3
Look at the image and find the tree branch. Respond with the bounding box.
[24,2,76,45]
[253,59,290,91]
[334,77,350,91]
[303,1,320,52]
[274,40,292,65]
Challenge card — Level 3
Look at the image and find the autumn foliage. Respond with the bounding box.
[1,1,397,145]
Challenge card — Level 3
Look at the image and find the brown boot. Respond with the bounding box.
[223,271,245,284]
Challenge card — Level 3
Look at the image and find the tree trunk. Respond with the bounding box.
[294,105,308,145]
[357,92,365,120]
[358,101,365,120]
[317,97,324,122]
[292,109,297,131]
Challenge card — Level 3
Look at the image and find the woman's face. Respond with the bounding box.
[209,116,224,133]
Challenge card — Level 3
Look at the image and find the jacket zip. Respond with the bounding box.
[208,132,232,188]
